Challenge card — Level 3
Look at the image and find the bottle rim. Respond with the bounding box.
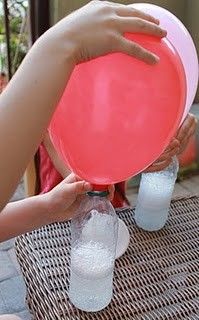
[87,190,109,197]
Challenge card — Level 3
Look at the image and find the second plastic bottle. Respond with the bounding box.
[135,156,179,231]
[69,190,118,312]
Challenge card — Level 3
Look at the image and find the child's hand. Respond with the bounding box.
[108,185,115,202]
[49,0,166,65]
[145,113,197,173]
[44,173,92,223]
[145,138,180,173]
[175,113,197,154]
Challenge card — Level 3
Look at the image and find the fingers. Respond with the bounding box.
[116,14,166,64]
[64,173,77,183]
[187,125,196,140]
[183,121,196,143]
[187,115,198,138]
[97,1,166,65]
[178,138,189,155]
[164,139,179,153]
[145,158,172,173]
[157,147,179,162]
[117,5,160,25]
[101,2,160,25]
[108,184,115,201]
[64,173,87,184]
[62,174,92,194]
[119,17,166,38]
[176,114,197,142]
[145,139,180,173]
[118,36,159,64]
[68,181,92,195]
[159,140,180,160]
[176,113,197,154]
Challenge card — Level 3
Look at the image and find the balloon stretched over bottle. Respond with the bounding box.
[49,33,186,184]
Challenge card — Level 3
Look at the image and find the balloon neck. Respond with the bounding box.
[92,184,109,192]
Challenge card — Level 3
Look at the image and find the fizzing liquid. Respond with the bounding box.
[135,170,176,231]
[135,204,171,231]
[69,241,114,312]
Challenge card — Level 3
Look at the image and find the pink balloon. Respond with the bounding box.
[132,3,199,123]
[49,34,186,185]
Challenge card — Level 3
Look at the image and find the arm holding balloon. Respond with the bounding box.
[0,1,166,210]
[145,114,197,173]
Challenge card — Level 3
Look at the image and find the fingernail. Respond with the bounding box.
[172,138,179,145]
[161,29,167,36]
[151,54,160,64]
[155,18,160,24]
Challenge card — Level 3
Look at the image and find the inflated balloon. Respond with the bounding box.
[132,3,198,123]
[49,34,186,184]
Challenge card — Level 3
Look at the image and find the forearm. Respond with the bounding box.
[0,31,75,209]
[0,195,52,242]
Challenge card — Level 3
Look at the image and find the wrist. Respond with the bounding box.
[37,22,79,68]
[33,193,55,225]
[40,191,60,225]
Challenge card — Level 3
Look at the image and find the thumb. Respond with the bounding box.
[67,181,92,196]
[118,37,159,65]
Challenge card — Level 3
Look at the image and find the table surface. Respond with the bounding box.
[15,196,199,320]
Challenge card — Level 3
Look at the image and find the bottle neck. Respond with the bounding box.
[88,184,109,198]
[87,190,109,198]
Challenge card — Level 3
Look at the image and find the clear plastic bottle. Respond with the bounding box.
[68,190,118,312]
[135,156,179,231]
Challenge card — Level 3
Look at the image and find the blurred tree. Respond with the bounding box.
[0,0,28,75]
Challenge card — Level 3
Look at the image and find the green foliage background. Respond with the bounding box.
[0,0,28,74]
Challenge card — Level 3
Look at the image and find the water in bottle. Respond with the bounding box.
[69,191,118,312]
[135,156,179,231]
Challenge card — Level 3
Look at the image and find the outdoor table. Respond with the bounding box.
[15,196,199,319]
